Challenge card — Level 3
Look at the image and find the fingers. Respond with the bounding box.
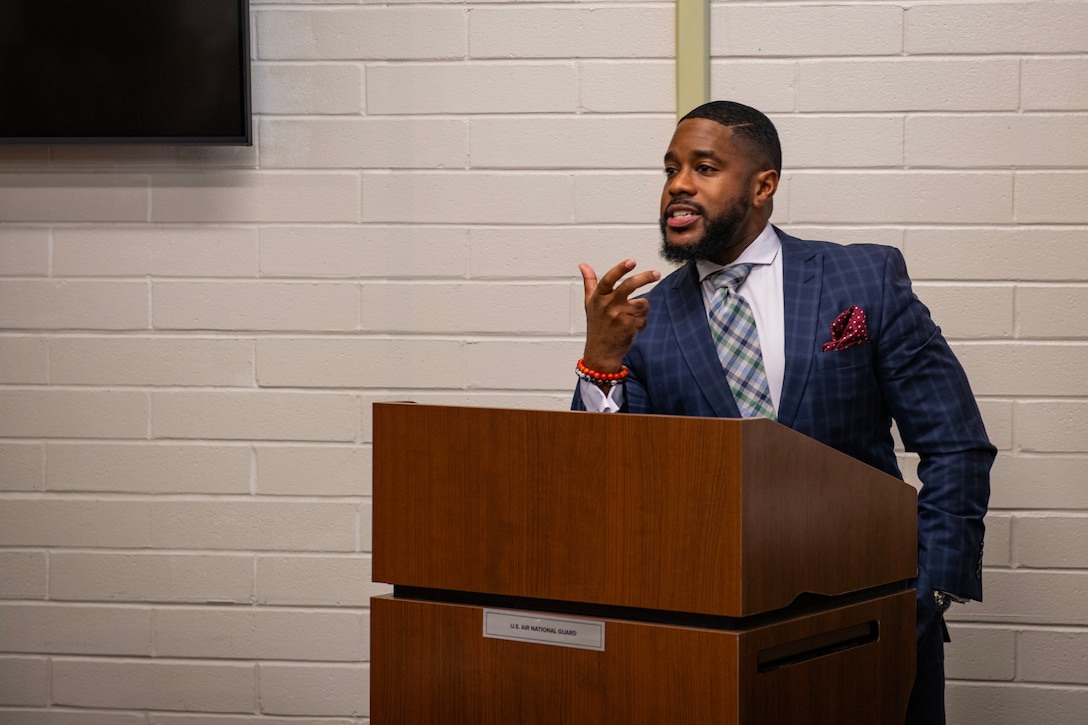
[595,259,637,295]
[579,259,659,370]
[615,270,661,300]
[581,259,660,302]
[629,297,651,316]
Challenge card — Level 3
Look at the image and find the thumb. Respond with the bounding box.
[579,263,598,297]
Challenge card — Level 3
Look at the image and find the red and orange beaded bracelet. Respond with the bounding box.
[576,358,629,387]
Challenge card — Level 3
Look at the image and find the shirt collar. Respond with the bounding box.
[696,222,780,282]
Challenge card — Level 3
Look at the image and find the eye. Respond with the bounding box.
[696,163,717,174]
[663,166,677,176]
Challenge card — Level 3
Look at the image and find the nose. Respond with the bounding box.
[666,166,695,198]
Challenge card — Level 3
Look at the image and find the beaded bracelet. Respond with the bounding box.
[576,358,629,387]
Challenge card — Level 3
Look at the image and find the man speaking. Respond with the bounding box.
[572,101,994,725]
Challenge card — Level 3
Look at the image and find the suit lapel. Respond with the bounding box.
[777,231,822,427]
[666,263,741,417]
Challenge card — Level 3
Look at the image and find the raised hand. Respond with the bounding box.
[580,259,661,373]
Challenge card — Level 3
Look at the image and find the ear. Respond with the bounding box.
[750,169,779,209]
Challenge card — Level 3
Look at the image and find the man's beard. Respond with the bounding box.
[659,195,750,265]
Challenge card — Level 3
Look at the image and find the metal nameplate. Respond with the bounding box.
[483,609,605,651]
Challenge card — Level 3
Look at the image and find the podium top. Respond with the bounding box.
[372,403,916,618]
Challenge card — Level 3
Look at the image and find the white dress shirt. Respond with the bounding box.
[581,222,785,413]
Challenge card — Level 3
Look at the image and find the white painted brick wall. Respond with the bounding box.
[262,117,471,169]
[367,62,580,113]
[52,226,259,277]
[48,443,252,494]
[259,225,470,277]
[1,0,1087,722]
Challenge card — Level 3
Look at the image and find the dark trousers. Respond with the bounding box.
[905,579,949,725]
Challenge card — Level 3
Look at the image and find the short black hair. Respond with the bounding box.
[679,101,781,174]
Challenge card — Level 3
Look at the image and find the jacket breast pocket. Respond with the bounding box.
[806,343,882,441]
[812,343,873,372]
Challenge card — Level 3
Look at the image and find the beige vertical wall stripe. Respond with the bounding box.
[675,0,710,118]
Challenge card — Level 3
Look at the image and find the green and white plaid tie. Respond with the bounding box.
[707,264,777,420]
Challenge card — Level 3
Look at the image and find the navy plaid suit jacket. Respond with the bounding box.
[573,228,994,602]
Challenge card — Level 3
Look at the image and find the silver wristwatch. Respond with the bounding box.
[934,591,954,614]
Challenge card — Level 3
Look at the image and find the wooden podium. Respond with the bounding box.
[371,403,918,724]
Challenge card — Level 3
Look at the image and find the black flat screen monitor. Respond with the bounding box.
[0,0,251,145]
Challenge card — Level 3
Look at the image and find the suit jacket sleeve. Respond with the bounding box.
[875,248,994,601]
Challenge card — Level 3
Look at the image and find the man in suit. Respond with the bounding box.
[573,101,994,725]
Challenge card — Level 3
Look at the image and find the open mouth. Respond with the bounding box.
[664,203,703,230]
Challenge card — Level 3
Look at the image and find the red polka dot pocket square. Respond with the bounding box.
[822,305,869,352]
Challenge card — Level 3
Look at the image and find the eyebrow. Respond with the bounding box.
[663,149,721,163]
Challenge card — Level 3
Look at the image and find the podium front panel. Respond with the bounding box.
[370,590,914,725]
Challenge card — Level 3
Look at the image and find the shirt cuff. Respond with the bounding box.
[578,378,625,413]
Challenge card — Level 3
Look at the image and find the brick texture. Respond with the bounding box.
[51,660,256,712]
[0,604,152,656]
[252,62,364,116]
[46,443,251,494]
[0,442,44,492]
[52,226,259,277]
[470,6,674,59]
[255,446,371,497]
[0,228,49,275]
[2,1,1087,723]
[258,663,369,717]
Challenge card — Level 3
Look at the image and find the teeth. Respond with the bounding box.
[673,211,695,218]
